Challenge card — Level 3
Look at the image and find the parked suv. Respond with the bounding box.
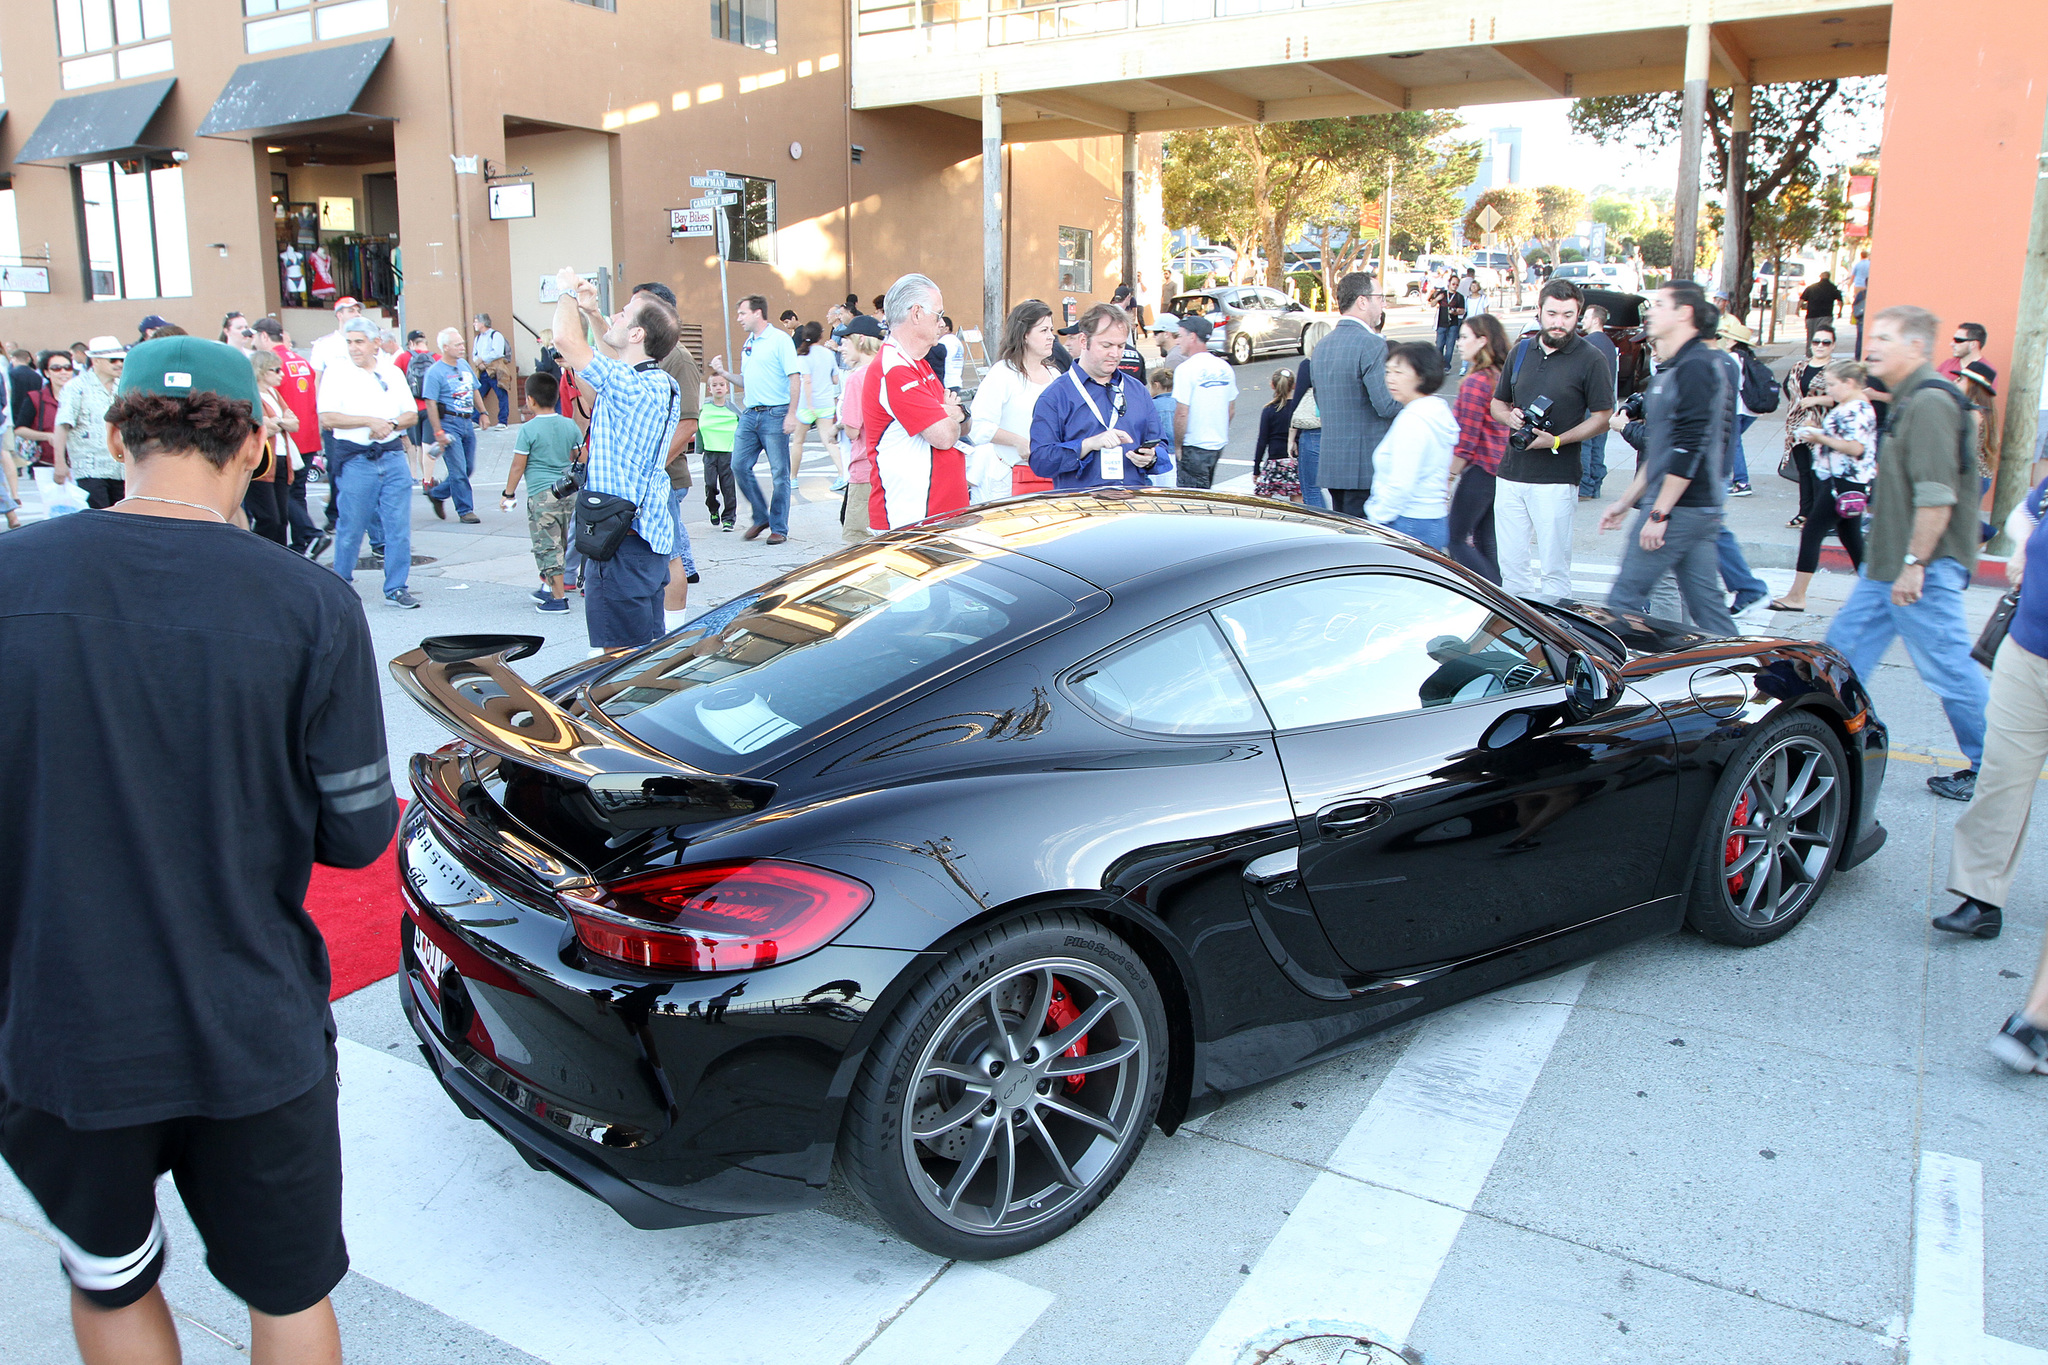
[1165,286,1331,365]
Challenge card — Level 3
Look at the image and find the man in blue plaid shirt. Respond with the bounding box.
[552,267,683,650]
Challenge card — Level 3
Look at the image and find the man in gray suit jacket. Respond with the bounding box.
[1304,272,1402,517]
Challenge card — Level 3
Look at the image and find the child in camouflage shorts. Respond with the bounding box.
[499,373,584,614]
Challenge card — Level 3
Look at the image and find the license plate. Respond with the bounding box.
[412,917,453,986]
[404,825,492,909]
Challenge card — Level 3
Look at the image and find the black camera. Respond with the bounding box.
[1620,391,1646,421]
[1506,394,1556,452]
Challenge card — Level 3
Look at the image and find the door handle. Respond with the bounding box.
[1317,798,1392,837]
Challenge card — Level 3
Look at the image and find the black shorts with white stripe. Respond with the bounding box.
[0,1050,347,1315]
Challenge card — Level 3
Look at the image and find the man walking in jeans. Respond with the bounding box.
[711,295,801,545]
[551,267,682,651]
[1826,304,1988,802]
[1600,283,1737,638]
[319,318,422,608]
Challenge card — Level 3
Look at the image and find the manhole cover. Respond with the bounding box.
[1256,1335,1409,1365]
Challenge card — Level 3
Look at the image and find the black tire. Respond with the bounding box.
[839,911,1168,1260]
[1229,330,1254,366]
[1685,712,1850,946]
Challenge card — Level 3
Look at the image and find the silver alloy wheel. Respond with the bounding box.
[1229,330,1254,365]
[902,958,1150,1237]
[1718,734,1842,928]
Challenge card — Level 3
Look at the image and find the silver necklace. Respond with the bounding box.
[118,496,227,523]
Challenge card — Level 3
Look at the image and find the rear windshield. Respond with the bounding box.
[586,545,1073,770]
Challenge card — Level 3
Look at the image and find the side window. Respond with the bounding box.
[1071,618,1269,736]
[1211,574,1556,730]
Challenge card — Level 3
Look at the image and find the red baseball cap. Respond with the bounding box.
[333,296,361,310]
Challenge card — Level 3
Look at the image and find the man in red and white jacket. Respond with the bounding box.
[860,274,967,532]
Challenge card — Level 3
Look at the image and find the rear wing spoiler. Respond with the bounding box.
[390,635,775,830]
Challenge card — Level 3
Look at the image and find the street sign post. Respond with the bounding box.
[1476,204,1503,234]
[683,171,745,364]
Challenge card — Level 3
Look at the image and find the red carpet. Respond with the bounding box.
[307,801,408,1000]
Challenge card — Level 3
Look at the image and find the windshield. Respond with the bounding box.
[587,545,1074,770]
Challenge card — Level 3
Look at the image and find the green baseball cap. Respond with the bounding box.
[117,335,259,408]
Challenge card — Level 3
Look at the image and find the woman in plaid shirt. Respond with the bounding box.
[1447,314,1511,584]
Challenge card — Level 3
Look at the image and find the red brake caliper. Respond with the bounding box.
[1725,793,1751,894]
[1045,978,1089,1095]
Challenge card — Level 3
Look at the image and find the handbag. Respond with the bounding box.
[573,488,641,561]
[1973,589,2021,669]
[1289,388,1321,430]
[1777,452,1800,484]
[1832,480,1868,520]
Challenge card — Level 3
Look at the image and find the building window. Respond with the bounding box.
[711,0,777,52]
[75,158,191,302]
[722,177,777,265]
[1058,226,1093,293]
[0,179,25,308]
[242,0,389,54]
[54,0,173,91]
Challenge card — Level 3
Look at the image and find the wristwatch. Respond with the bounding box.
[1902,553,1922,567]
[1648,509,1670,524]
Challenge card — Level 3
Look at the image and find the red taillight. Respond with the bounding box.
[563,859,872,973]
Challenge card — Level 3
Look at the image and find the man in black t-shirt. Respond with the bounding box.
[1801,272,1845,340]
[1489,279,1616,600]
[0,336,398,1362]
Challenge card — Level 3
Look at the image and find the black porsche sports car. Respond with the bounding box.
[392,489,1888,1260]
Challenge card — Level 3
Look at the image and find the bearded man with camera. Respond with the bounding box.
[1488,278,1616,600]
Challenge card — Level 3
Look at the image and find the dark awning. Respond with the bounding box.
[197,38,393,138]
[16,79,176,164]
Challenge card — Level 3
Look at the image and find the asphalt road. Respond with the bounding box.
[6,332,2046,1365]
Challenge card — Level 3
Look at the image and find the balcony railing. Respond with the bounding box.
[855,0,1348,49]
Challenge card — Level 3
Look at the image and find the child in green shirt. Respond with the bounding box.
[500,373,584,612]
[699,372,741,530]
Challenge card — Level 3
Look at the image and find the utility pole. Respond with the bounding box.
[1378,157,1395,285]
[1992,98,2048,552]
[1722,84,1751,313]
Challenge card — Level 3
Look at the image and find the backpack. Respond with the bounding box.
[1737,349,1780,415]
[406,349,433,401]
[1891,378,1978,478]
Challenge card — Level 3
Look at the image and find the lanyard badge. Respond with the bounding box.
[1070,369,1129,480]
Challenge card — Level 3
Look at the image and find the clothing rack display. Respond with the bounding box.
[320,235,399,308]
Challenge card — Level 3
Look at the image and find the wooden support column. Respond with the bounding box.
[982,93,1004,346]
[1122,123,1138,297]
[1672,22,1710,282]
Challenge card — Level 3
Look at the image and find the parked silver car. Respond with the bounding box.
[1165,286,1332,365]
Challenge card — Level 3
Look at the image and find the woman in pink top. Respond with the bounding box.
[837,332,882,542]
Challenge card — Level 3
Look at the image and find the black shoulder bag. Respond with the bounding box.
[573,364,678,561]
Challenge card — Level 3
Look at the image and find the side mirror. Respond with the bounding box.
[1563,651,1618,721]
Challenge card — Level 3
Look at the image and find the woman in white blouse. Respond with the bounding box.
[967,300,1059,504]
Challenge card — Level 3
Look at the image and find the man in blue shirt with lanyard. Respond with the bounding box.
[1029,303,1170,490]
[709,295,802,544]
[551,267,682,651]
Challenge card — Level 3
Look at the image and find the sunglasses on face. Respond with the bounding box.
[1952,337,1972,345]
[47,363,73,372]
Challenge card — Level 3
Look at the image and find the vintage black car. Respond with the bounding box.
[392,490,1888,1260]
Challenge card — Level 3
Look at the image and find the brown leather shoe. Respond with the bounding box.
[743,522,768,541]
[766,533,787,545]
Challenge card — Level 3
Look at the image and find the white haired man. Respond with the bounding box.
[855,274,967,531]
[421,326,481,523]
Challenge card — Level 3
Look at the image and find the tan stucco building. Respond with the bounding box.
[0,0,1139,370]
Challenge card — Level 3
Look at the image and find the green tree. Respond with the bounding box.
[1638,228,1673,269]
[1166,112,1474,295]
[1531,185,1586,268]
[1568,78,1882,310]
